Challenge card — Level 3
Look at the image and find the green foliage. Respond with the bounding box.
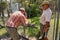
[0,1,7,12]
[26,27,39,37]
[25,3,42,18]
[26,17,40,37]
[17,0,42,18]
[0,28,6,35]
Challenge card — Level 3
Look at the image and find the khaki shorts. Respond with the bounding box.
[6,27,20,40]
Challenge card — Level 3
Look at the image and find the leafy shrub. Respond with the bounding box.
[25,3,42,18]
[26,17,40,37]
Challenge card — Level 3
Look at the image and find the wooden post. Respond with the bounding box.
[55,0,60,40]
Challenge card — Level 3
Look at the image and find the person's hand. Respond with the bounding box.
[24,24,28,27]
[27,22,37,28]
[43,22,49,33]
[43,26,47,33]
[42,25,49,33]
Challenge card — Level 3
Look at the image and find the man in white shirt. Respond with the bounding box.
[36,1,52,40]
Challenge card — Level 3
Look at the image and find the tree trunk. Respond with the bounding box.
[1,10,5,25]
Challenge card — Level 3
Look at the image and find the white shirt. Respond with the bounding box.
[40,8,52,25]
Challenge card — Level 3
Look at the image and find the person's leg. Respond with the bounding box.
[36,23,44,40]
[42,32,45,39]
[40,24,46,39]
[40,23,43,36]
[42,26,50,40]
[45,27,50,37]
[6,27,20,40]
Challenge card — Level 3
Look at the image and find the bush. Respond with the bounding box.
[26,27,39,37]
[26,17,40,37]
[25,3,42,18]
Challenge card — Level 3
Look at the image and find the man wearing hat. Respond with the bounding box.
[37,1,52,40]
[5,8,28,40]
[19,8,27,18]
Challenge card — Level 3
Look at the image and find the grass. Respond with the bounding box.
[0,28,6,35]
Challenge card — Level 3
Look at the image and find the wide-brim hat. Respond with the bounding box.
[41,1,50,6]
[20,8,25,12]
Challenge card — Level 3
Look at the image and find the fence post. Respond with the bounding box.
[55,0,60,40]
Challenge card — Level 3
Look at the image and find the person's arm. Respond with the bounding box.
[24,12,27,18]
[20,15,28,27]
[45,22,50,28]
[43,12,52,32]
[45,12,51,27]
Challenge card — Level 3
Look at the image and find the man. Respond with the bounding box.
[19,8,27,18]
[39,1,52,40]
[5,8,28,40]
